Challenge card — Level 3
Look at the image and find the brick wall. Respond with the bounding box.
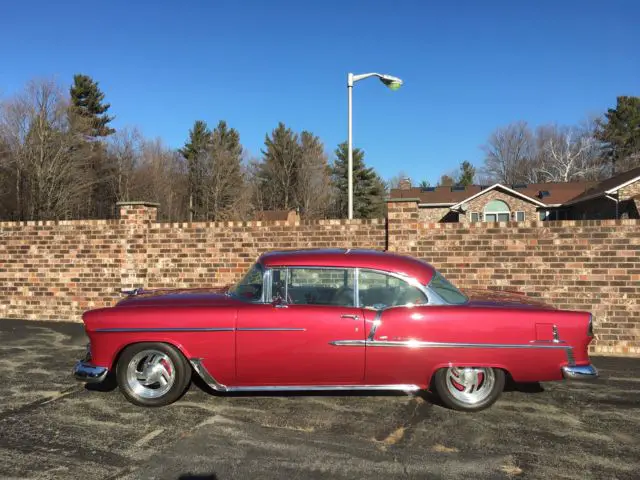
[1,200,639,356]
[145,219,386,289]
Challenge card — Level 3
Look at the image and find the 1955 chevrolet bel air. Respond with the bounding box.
[73,249,598,411]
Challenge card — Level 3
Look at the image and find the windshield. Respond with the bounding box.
[427,271,468,305]
[229,263,264,302]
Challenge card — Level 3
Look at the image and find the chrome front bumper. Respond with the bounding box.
[562,364,598,380]
[73,361,109,383]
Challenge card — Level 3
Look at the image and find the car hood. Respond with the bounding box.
[461,288,555,310]
[115,286,240,308]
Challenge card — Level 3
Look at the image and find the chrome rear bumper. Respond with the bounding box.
[562,364,598,380]
[73,361,109,383]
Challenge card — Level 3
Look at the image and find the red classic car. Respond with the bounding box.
[73,249,597,411]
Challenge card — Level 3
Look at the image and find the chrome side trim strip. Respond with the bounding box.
[96,327,306,333]
[330,340,572,349]
[227,384,421,393]
[367,310,383,341]
[189,358,228,392]
[236,328,306,332]
[95,327,235,333]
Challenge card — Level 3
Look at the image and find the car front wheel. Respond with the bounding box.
[433,366,505,412]
[116,342,191,407]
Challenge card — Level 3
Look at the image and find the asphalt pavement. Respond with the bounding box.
[0,319,638,480]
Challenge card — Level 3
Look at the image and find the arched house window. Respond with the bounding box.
[484,200,511,222]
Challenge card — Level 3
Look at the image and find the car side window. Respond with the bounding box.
[271,267,355,307]
[358,270,428,309]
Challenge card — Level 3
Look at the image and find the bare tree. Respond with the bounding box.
[0,79,93,220]
[537,127,603,182]
[481,121,534,184]
[134,138,187,222]
[105,127,143,202]
[387,170,411,190]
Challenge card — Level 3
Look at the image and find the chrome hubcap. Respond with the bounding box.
[445,367,495,405]
[126,350,176,399]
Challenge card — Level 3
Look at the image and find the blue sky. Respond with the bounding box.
[1,0,638,185]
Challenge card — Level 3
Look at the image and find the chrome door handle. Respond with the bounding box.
[341,314,359,320]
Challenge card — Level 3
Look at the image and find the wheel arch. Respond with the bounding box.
[109,339,193,372]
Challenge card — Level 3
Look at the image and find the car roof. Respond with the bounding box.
[257,249,435,285]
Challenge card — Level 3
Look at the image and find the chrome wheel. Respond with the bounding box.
[125,349,176,399]
[445,367,495,405]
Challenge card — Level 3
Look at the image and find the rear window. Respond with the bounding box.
[428,272,468,305]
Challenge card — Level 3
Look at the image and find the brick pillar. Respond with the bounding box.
[116,201,159,291]
[386,198,420,253]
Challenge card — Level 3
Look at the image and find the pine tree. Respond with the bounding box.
[596,96,640,173]
[260,122,301,210]
[69,74,115,137]
[205,120,245,220]
[457,161,476,186]
[298,131,331,218]
[331,142,385,219]
[179,120,211,220]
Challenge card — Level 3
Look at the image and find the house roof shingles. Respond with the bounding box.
[391,181,595,207]
[565,166,640,204]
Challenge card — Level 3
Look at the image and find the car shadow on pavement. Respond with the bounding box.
[84,372,118,392]
[189,372,545,402]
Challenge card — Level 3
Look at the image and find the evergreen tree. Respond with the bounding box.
[418,180,431,189]
[179,120,211,220]
[457,161,476,186]
[260,122,301,210]
[205,120,245,220]
[298,131,331,218]
[331,142,385,219]
[69,74,115,137]
[596,96,640,173]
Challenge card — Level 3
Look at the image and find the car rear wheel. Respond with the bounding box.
[433,366,505,412]
[116,342,191,407]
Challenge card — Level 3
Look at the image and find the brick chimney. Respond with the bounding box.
[398,177,412,190]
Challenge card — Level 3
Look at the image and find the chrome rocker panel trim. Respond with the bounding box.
[73,361,109,383]
[189,358,419,393]
[562,364,598,380]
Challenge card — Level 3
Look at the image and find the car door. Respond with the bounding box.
[235,266,366,385]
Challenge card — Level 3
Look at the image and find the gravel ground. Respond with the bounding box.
[0,318,638,480]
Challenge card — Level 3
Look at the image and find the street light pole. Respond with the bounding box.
[347,73,354,220]
[346,72,403,220]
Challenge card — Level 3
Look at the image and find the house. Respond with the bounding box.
[389,167,640,222]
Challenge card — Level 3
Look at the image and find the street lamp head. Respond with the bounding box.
[379,74,403,91]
